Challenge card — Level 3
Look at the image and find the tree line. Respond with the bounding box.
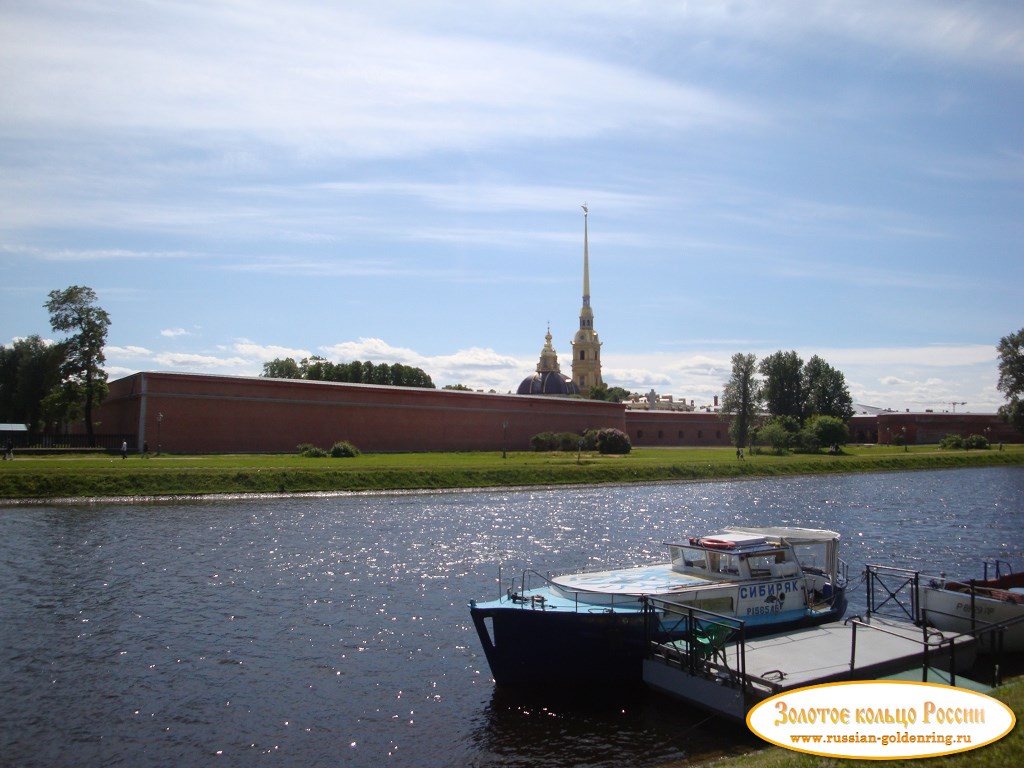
[262,356,435,388]
[0,286,110,444]
[720,350,855,452]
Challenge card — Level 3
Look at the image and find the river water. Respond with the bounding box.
[1,467,1021,767]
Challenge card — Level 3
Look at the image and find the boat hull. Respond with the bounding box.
[920,578,1024,653]
[470,588,847,687]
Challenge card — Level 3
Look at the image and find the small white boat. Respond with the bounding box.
[920,562,1024,652]
[470,526,848,686]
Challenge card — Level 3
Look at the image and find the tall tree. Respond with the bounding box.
[997,328,1024,432]
[45,286,111,446]
[721,352,761,448]
[802,355,854,421]
[759,350,804,421]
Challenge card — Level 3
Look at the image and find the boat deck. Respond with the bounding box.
[552,563,713,594]
[644,617,979,721]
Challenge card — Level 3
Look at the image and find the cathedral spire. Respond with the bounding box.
[571,203,602,394]
[582,203,590,308]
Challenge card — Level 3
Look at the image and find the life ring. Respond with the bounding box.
[700,537,737,550]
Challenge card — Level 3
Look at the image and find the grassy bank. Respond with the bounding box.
[685,676,1023,768]
[1,444,1021,500]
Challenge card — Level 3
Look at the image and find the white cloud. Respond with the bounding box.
[160,328,191,338]
[151,352,252,371]
[105,345,152,358]
[232,340,311,362]
[0,2,757,162]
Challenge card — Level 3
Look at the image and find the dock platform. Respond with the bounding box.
[643,616,978,721]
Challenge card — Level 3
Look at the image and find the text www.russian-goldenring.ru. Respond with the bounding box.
[790,731,972,748]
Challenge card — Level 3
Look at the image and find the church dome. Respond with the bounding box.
[517,327,580,396]
[517,370,580,396]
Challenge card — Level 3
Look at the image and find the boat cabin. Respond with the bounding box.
[666,527,840,584]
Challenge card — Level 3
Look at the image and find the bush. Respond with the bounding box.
[756,420,793,454]
[330,441,361,458]
[530,432,557,451]
[940,434,964,450]
[530,432,585,452]
[807,415,849,448]
[792,427,821,453]
[965,434,990,450]
[596,427,631,455]
[298,443,328,458]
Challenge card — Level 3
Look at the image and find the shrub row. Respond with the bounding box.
[297,441,362,458]
[529,428,632,455]
[939,433,990,450]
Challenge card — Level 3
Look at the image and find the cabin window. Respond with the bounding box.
[695,596,734,613]
[674,547,707,570]
[707,552,741,575]
[746,552,786,577]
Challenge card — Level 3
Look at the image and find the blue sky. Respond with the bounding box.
[2,0,1021,413]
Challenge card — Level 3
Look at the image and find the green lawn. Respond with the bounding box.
[1,443,1021,500]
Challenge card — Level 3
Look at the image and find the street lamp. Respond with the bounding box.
[157,412,163,456]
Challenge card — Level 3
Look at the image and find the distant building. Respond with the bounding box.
[571,204,603,395]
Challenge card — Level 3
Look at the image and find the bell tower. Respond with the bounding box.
[571,204,602,395]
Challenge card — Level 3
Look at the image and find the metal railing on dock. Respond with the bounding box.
[644,591,984,719]
[864,563,1017,686]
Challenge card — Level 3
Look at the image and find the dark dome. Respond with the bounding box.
[517,371,580,396]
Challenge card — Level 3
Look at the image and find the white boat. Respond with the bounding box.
[470,526,848,686]
[919,562,1024,652]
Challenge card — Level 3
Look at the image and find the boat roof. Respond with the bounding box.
[725,526,840,544]
[666,526,840,550]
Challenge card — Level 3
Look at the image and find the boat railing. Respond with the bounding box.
[983,559,1015,581]
[508,568,642,613]
[838,556,850,587]
[864,563,921,624]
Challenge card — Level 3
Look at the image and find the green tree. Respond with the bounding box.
[759,350,804,421]
[805,414,849,449]
[755,418,795,454]
[997,328,1024,432]
[0,335,64,434]
[262,357,301,378]
[587,383,631,403]
[803,355,854,421]
[261,355,435,388]
[721,352,761,449]
[44,286,110,446]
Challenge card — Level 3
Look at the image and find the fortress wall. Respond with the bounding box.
[94,372,1023,453]
[97,372,626,453]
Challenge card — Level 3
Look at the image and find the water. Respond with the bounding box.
[1,467,1021,767]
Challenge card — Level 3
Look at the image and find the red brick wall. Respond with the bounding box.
[624,410,732,446]
[92,372,1024,453]
[96,372,626,453]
